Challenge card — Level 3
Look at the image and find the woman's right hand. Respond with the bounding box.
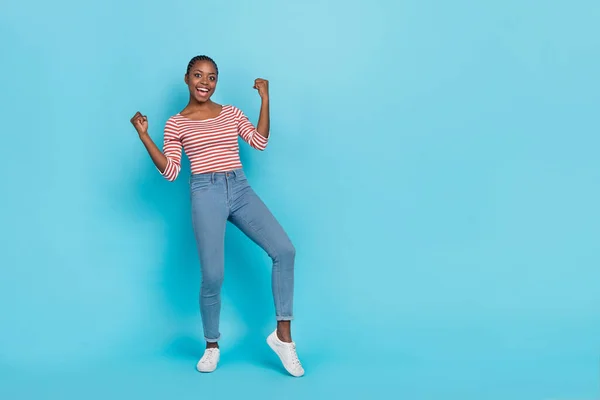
[130,111,149,137]
[129,111,169,175]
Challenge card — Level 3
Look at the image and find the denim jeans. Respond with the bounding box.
[189,169,295,342]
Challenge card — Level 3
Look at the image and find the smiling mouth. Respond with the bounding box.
[197,87,210,94]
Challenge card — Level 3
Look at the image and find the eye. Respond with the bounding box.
[209,76,216,81]
[194,73,201,78]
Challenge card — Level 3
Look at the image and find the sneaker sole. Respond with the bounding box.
[267,333,304,377]
[196,365,217,373]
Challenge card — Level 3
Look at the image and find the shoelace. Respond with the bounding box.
[288,344,302,367]
[201,349,218,364]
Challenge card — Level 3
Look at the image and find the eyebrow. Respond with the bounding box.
[193,69,216,75]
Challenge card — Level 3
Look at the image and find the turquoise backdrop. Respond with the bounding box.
[1,0,599,398]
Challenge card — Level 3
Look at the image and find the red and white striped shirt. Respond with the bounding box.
[160,105,268,181]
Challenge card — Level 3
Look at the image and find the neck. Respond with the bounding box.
[187,98,214,109]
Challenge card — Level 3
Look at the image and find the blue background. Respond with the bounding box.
[1,0,599,398]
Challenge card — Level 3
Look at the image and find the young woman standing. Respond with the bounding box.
[130,55,304,377]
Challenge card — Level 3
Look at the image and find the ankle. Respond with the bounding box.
[206,342,219,349]
[276,323,292,343]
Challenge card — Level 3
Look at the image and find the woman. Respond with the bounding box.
[130,55,304,377]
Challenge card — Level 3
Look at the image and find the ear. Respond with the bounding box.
[184,74,189,85]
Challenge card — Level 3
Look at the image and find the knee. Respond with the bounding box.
[201,271,224,294]
[274,240,296,263]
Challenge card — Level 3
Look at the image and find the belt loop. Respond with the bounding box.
[211,173,214,184]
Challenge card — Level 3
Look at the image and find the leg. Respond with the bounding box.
[229,178,304,378]
[190,182,228,347]
[228,186,296,340]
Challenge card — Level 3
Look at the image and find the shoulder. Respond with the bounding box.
[167,113,185,123]
[222,104,246,117]
[164,115,181,132]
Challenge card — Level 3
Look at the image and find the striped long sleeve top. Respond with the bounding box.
[159,105,268,181]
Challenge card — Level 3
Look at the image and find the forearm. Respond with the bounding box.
[140,133,168,173]
[256,98,270,139]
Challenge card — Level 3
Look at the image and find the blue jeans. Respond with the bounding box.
[189,169,295,342]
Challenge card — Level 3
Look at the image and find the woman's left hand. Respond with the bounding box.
[253,78,269,100]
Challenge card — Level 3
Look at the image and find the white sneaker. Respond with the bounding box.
[267,330,304,377]
[196,347,220,373]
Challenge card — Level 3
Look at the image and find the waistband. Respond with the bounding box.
[190,168,245,182]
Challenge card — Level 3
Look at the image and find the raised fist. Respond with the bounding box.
[130,111,148,136]
[253,78,269,99]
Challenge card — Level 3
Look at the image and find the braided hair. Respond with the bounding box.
[186,55,219,76]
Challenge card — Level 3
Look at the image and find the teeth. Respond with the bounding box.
[198,88,208,92]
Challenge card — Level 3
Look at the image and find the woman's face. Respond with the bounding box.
[185,60,218,103]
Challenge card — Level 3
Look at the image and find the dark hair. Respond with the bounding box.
[186,55,218,76]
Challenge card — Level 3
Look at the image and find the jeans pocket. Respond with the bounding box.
[190,178,212,193]
[235,170,248,183]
